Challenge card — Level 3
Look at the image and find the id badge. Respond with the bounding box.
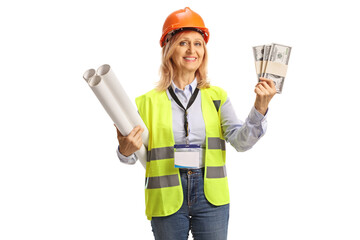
[174,144,201,168]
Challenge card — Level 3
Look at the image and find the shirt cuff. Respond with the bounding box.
[116,146,137,165]
[249,106,268,123]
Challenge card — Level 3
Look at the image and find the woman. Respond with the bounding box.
[116,7,276,240]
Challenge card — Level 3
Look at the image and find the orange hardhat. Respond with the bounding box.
[160,7,210,47]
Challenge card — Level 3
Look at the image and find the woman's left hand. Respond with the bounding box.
[254,77,277,115]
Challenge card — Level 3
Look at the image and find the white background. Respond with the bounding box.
[1,0,359,239]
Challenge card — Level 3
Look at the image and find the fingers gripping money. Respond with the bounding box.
[254,77,277,115]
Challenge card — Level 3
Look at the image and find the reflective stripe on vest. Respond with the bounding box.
[146,174,180,189]
[208,137,226,150]
[148,146,174,161]
[206,166,227,178]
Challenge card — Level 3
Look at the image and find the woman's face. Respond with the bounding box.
[171,31,205,74]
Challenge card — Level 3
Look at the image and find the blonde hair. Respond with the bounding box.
[156,31,210,91]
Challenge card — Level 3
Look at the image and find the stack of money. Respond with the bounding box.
[252,43,292,93]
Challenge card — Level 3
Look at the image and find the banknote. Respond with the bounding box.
[252,45,264,80]
[263,43,291,93]
[253,43,291,94]
[261,45,272,77]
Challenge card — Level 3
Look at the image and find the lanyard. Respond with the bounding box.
[168,86,199,139]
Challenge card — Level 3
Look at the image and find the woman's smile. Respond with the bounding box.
[183,56,197,62]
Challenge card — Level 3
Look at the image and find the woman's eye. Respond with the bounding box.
[180,41,187,46]
[195,42,202,46]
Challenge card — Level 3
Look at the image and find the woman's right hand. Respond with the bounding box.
[115,125,144,157]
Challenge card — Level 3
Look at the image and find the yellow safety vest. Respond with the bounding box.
[135,86,229,220]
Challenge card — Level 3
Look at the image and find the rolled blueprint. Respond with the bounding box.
[97,64,149,147]
[83,69,96,81]
[83,72,147,169]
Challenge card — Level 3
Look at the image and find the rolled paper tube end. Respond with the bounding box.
[83,69,96,82]
[88,75,102,87]
[97,64,111,76]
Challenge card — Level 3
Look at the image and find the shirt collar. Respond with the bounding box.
[170,78,198,94]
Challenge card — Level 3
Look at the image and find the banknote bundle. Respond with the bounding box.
[252,43,292,93]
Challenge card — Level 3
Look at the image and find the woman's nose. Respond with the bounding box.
[187,44,194,53]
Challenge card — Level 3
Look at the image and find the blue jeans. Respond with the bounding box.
[151,168,229,240]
